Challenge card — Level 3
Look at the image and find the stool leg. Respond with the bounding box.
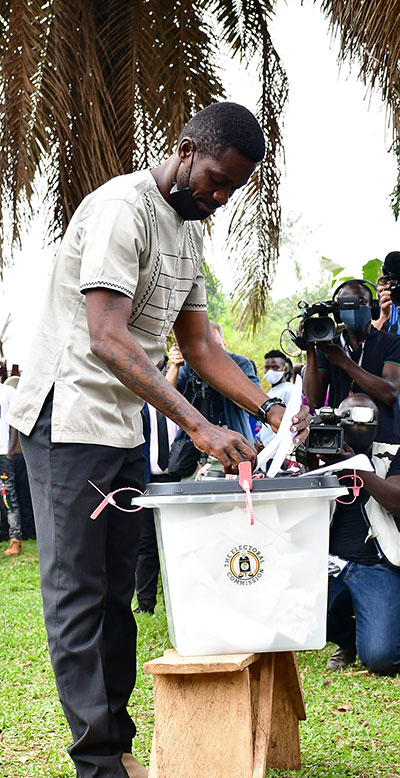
[150,670,254,778]
[148,731,157,778]
[265,652,305,770]
[252,654,275,778]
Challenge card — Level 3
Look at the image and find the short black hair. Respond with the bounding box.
[264,349,287,362]
[180,102,265,163]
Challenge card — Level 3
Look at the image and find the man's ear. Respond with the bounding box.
[177,137,195,161]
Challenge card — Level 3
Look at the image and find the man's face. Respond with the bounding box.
[338,283,372,308]
[338,397,378,453]
[264,357,286,375]
[338,283,372,332]
[176,145,256,218]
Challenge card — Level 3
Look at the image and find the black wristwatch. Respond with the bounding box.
[257,398,286,425]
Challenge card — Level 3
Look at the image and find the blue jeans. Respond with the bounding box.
[327,560,400,675]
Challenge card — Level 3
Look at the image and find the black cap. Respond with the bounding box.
[382,251,400,277]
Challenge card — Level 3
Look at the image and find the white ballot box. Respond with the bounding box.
[135,475,345,656]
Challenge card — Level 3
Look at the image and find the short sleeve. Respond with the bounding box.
[383,332,400,367]
[77,198,147,298]
[181,266,207,311]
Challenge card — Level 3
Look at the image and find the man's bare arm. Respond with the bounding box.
[85,289,257,471]
[303,343,329,409]
[173,309,311,437]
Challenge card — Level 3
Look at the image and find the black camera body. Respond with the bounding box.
[388,281,400,307]
[292,296,360,350]
[306,408,344,454]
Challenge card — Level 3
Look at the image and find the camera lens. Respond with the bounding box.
[313,431,337,449]
[304,316,335,342]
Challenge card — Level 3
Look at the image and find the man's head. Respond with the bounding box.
[170,102,265,220]
[337,281,373,334]
[210,321,226,349]
[337,393,378,454]
[179,102,265,163]
[264,349,290,386]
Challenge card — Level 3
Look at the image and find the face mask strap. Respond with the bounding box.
[187,140,196,182]
[176,139,196,187]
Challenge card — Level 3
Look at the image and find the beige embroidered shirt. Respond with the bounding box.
[8,170,207,447]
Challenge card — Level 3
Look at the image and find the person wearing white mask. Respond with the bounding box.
[259,350,295,449]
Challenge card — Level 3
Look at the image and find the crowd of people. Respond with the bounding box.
[2,99,400,778]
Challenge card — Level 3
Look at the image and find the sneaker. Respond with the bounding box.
[122,753,148,777]
[326,646,356,670]
[133,605,155,615]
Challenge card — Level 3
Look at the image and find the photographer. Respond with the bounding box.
[303,279,400,444]
[374,251,400,335]
[322,394,400,675]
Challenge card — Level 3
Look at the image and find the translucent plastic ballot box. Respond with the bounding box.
[135,474,345,657]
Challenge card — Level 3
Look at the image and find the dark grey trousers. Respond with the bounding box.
[21,392,146,778]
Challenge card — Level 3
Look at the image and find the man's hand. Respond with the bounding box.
[7,427,18,459]
[267,403,312,445]
[374,284,392,330]
[316,341,348,368]
[319,441,356,466]
[379,286,393,319]
[191,423,257,473]
[168,343,185,367]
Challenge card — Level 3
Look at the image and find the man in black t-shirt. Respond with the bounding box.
[323,394,400,675]
[303,279,400,443]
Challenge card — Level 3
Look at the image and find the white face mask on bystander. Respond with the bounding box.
[264,369,285,385]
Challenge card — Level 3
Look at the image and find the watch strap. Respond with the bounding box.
[257,398,286,424]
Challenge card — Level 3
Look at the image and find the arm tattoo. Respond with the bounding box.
[103,292,126,312]
[107,351,195,423]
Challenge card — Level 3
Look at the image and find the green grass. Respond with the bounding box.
[0,540,399,777]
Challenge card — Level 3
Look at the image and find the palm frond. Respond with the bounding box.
[322,0,400,136]
[220,0,287,329]
[0,0,48,244]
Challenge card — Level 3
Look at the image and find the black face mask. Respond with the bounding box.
[169,147,208,221]
[342,423,378,454]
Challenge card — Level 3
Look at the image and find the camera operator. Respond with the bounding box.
[322,394,400,675]
[303,279,400,444]
[374,251,400,335]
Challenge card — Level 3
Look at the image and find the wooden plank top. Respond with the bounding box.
[144,648,261,675]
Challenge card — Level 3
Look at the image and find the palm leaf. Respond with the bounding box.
[322,1,400,219]
[217,0,288,329]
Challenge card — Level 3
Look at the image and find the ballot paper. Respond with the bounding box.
[299,454,374,477]
[256,375,303,476]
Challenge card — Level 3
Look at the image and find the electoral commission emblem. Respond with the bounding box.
[224,546,264,585]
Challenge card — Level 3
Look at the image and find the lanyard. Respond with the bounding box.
[340,333,366,395]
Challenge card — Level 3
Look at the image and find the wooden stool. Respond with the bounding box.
[143,649,306,778]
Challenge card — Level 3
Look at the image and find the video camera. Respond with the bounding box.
[284,296,360,351]
[381,251,400,307]
[304,405,375,455]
